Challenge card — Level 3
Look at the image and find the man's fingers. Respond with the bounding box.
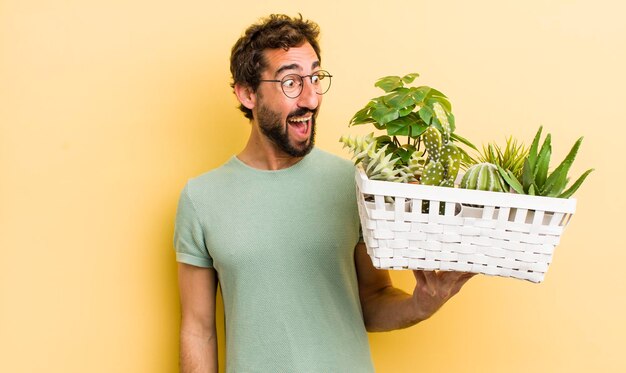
[413,270,437,295]
[441,270,475,284]
[414,270,476,298]
[413,270,427,284]
[448,272,476,295]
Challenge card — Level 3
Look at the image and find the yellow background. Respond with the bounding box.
[1,0,624,372]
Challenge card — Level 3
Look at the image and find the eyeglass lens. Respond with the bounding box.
[281,72,331,98]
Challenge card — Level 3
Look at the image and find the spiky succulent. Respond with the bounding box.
[473,137,529,180]
[497,126,594,198]
[340,133,426,183]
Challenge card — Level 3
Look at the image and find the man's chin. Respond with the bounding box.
[285,139,314,157]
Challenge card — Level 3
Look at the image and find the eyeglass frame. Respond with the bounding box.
[258,70,333,99]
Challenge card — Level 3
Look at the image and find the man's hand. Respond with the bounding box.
[410,270,475,322]
[355,243,475,331]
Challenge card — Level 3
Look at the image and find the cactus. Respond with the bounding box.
[460,163,508,192]
[420,126,462,213]
[420,127,461,187]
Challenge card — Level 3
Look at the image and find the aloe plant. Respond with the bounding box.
[497,126,594,198]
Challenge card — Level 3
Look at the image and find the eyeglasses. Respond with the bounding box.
[259,70,332,99]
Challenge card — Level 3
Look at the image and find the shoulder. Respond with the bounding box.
[183,158,239,199]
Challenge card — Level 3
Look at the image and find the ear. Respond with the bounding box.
[234,83,256,110]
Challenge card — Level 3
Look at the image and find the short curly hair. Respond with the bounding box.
[230,14,321,120]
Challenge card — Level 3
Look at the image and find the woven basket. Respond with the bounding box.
[355,168,577,282]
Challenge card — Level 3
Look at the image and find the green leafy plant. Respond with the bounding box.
[340,73,476,183]
[497,126,594,198]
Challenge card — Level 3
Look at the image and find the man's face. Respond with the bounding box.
[253,42,322,157]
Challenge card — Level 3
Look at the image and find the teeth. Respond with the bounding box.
[289,116,312,123]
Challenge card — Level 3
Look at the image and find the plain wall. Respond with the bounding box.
[1,0,624,372]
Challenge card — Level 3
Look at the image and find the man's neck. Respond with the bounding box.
[237,125,304,170]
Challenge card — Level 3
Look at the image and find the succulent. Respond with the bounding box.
[497,126,594,198]
[340,133,426,183]
[472,137,529,180]
[461,163,508,192]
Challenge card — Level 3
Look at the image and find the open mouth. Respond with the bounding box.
[287,114,313,142]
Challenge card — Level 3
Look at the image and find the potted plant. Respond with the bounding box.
[341,73,592,283]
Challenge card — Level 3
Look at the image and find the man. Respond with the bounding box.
[174,14,474,373]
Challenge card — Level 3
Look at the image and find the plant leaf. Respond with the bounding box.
[409,87,427,104]
[371,105,399,125]
[401,73,420,84]
[418,106,433,124]
[428,95,452,112]
[428,87,448,98]
[558,169,594,198]
[535,134,551,190]
[395,146,414,164]
[450,133,478,151]
[542,136,583,195]
[375,76,403,92]
[386,116,413,136]
[383,88,415,109]
[399,104,416,117]
[528,126,543,171]
[409,122,429,138]
[522,159,533,193]
[497,165,525,194]
[350,106,374,126]
[448,112,456,133]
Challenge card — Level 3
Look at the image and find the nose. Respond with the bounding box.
[297,78,321,110]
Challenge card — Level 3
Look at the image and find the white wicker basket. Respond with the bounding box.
[355,168,577,283]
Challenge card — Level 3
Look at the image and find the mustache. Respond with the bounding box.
[287,108,317,119]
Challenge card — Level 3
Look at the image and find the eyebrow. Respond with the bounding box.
[274,61,321,77]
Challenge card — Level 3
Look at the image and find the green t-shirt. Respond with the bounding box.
[174,148,374,373]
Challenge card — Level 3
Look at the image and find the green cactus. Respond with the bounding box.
[420,127,461,187]
[461,163,507,192]
[419,126,462,213]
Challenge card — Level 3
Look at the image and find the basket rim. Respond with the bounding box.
[355,167,576,214]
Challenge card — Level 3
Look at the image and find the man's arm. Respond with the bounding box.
[354,242,474,332]
[178,263,218,373]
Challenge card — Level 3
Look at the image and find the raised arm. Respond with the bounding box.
[354,242,474,332]
[178,263,218,373]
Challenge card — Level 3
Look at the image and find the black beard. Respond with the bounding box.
[257,106,316,157]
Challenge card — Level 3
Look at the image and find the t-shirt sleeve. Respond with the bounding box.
[173,183,214,268]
